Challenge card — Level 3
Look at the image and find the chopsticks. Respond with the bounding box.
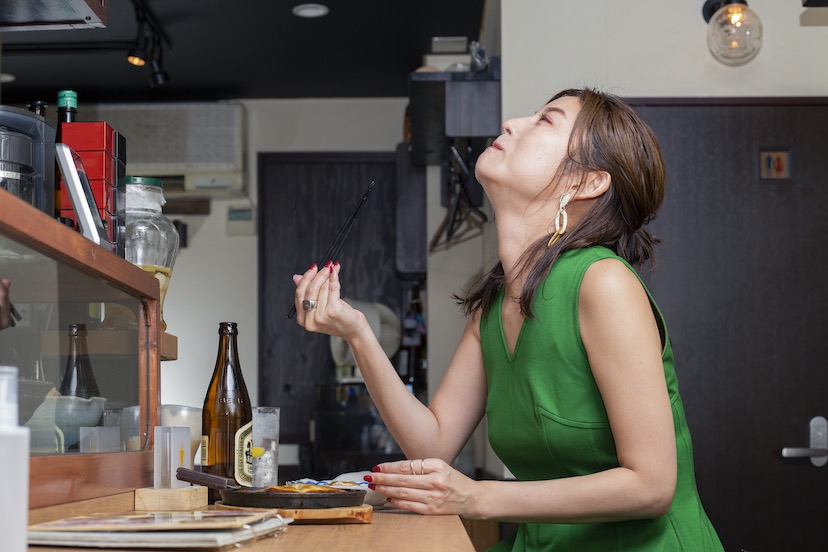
[8,302,22,328]
[287,180,376,319]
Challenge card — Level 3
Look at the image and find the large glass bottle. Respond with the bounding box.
[124,176,179,331]
[201,322,252,502]
[58,323,101,399]
[54,90,77,219]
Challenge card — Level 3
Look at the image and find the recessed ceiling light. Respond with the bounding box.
[292,3,329,18]
[0,73,16,84]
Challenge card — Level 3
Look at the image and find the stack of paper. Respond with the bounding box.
[28,509,292,550]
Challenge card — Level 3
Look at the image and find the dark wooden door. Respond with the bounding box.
[257,153,400,441]
[635,101,828,552]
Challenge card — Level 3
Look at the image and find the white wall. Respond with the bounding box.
[501,0,828,118]
[160,98,408,409]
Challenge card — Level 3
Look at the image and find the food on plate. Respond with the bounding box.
[264,483,346,493]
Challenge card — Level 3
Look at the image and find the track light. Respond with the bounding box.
[149,34,169,88]
[127,0,173,88]
[702,0,763,66]
[127,16,151,67]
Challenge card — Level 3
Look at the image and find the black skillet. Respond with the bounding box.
[176,467,366,509]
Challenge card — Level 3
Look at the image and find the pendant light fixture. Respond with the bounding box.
[702,0,763,66]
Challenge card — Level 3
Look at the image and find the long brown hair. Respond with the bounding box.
[458,88,666,318]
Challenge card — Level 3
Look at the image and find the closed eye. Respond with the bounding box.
[538,106,567,125]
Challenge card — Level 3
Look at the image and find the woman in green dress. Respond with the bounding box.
[293,88,723,551]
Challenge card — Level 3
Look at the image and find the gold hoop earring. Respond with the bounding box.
[546,193,571,249]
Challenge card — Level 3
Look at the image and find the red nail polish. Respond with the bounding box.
[363,475,373,482]
[372,465,381,473]
[330,264,334,274]
[367,484,376,490]
[309,263,317,270]
[334,261,340,267]
[324,260,333,268]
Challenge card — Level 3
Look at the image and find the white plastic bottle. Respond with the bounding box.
[0,366,29,552]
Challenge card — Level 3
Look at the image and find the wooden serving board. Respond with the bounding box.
[275,504,373,524]
[215,502,373,524]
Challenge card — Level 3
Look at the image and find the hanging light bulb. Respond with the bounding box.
[702,0,763,66]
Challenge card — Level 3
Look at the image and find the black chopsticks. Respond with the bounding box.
[287,180,376,319]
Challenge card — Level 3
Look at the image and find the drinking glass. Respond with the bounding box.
[252,406,280,487]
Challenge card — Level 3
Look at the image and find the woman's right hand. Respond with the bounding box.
[292,262,370,342]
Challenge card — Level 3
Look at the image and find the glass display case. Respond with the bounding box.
[0,189,163,508]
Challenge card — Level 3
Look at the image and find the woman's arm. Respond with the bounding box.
[349,310,488,462]
[294,263,488,463]
[371,258,677,523]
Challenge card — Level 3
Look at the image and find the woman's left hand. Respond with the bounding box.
[292,262,367,341]
[364,458,480,516]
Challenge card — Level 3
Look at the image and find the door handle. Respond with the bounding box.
[781,447,827,458]
[781,416,828,467]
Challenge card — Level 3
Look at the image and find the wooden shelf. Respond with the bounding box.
[408,58,501,165]
[161,332,177,361]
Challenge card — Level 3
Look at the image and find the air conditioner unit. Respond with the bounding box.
[87,102,245,197]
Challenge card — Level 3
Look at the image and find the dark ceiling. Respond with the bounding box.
[0,0,486,107]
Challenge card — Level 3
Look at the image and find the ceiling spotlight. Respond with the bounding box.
[702,0,763,66]
[127,19,152,67]
[292,3,329,18]
[149,35,169,88]
[150,58,169,88]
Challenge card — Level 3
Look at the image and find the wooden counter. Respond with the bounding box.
[28,507,476,552]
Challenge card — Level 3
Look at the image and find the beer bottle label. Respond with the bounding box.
[201,435,210,466]
[234,421,253,487]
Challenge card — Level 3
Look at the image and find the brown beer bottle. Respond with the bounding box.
[201,322,252,502]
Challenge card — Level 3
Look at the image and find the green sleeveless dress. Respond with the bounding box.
[481,246,723,551]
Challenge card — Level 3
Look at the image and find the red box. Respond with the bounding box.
[61,122,116,155]
[76,151,116,184]
[60,179,117,215]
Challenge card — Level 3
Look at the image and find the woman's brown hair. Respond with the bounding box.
[458,88,666,318]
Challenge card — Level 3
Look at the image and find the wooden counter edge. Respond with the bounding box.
[27,500,477,552]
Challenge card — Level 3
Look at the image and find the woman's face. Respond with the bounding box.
[476,95,582,204]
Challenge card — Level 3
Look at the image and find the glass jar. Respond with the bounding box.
[124,176,179,331]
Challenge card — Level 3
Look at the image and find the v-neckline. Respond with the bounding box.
[497,289,526,363]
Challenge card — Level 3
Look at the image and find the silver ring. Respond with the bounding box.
[409,459,416,474]
[302,299,317,311]
[419,459,425,475]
